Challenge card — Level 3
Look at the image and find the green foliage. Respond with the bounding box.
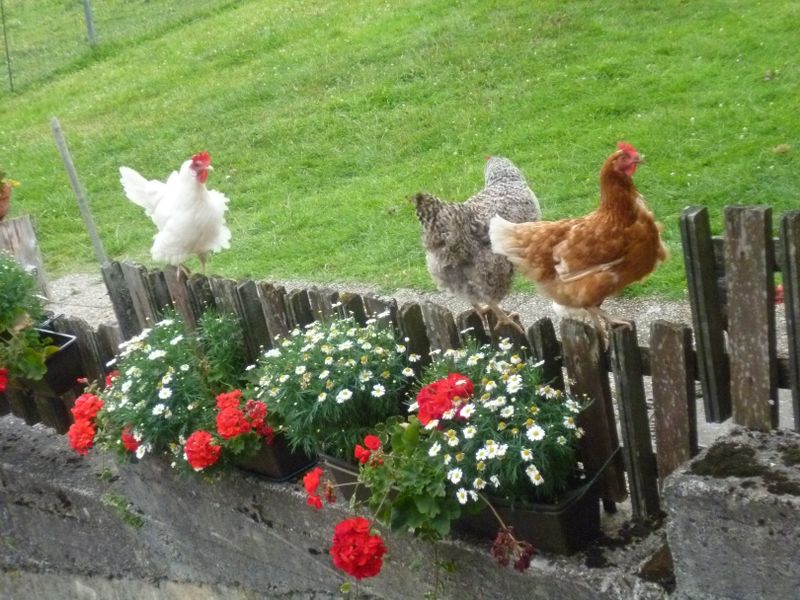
[95,310,248,461]
[250,315,411,458]
[0,252,57,381]
[358,417,464,542]
[100,492,144,529]
[2,1,799,298]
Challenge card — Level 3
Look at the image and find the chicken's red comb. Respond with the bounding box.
[191,151,211,164]
[617,142,638,156]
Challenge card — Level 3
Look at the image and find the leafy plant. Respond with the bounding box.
[250,315,412,459]
[0,252,57,383]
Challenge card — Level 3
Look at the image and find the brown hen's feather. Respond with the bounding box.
[489,146,667,311]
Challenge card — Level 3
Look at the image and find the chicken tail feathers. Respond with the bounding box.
[489,215,525,265]
[119,166,161,214]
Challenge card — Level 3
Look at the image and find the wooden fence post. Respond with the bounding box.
[780,211,800,432]
[101,261,140,339]
[398,302,432,370]
[609,323,660,518]
[0,215,51,298]
[680,206,730,422]
[257,282,290,343]
[527,317,565,392]
[560,319,627,509]
[725,206,778,430]
[650,321,697,483]
[235,280,272,362]
[420,302,461,352]
[456,309,491,347]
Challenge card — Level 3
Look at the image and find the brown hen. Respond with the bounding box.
[489,143,667,333]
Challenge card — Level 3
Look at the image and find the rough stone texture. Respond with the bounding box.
[0,415,668,600]
[663,427,800,600]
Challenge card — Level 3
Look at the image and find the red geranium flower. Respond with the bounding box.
[0,368,9,392]
[303,466,323,495]
[446,372,474,399]
[68,419,96,456]
[71,393,104,421]
[121,426,139,453]
[363,434,381,451]
[245,399,274,441]
[416,374,475,426]
[354,444,371,464]
[215,389,243,411]
[330,517,387,580]
[184,430,221,470]
[105,370,120,389]
[216,407,252,439]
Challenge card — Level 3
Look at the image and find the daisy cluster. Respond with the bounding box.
[94,310,247,462]
[251,315,411,458]
[412,340,588,506]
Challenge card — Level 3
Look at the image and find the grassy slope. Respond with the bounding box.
[2,0,798,298]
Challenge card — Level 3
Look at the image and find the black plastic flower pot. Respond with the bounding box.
[454,476,602,555]
[30,328,82,397]
[232,434,318,483]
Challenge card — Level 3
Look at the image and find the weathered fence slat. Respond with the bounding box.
[147,270,174,321]
[527,317,565,392]
[32,392,71,434]
[363,295,399,330]
[209,277,240,316]
[257,282,290,343]
[780,211,800,432]
[120,263,159,330]
[6,387,41,426]
[680,206,730,422]
[724,206,778,430]
[51,315,103,384]
[560,319,627,508]
[96,323,122,369]
[650,321,697,482]
[609,323,660,518]
[162,267,196,329]
[488,313,530,354]
[456,309,491,347]
[341,293,368,325]
[0,214,51,298]
[307,287,340,322]
[101,261,140,339]
[398,302,431,370]
[0,390,9,416]
[187,274,216,324]
[287,289,314,328]
[420,302,461,352]
[235,280,272,362]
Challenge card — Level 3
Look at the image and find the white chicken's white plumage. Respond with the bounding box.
[119,151,231,271]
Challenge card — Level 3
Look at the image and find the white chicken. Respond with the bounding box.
[119,151,231,273]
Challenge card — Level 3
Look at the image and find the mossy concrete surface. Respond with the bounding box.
[663,427,800,600]
[0,415,667,599]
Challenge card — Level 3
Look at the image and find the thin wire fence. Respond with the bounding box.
[1,0,238,93]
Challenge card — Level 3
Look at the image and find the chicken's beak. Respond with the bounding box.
[635,154,645,165]
[205,165,214,171]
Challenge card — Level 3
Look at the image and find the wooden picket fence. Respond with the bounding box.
[2,204,798,526]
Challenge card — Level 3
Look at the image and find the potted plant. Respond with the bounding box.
[68,310,315,481]
[249,314,413,493]
[0,252,80,396]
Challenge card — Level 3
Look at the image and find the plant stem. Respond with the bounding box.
[477,492,509,531]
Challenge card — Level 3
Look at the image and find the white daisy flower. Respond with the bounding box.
[526,465,545,486]
[566,399,581,413]
[121,380,133,393]
[158,387,172,400]
[490,475,501,488]
[408,353,421,363]
[526,424,546,442]
[358,370,373,382]
[428,442,441,457]
[169,334,184,346]
[459,403,476,419]
[520,448,534,462]
[500,406,515,418]
[485,380,497,392]
[447,468,463,484]
[424,419,440,430]
[557,435,567,445]
[469,490,479,502]
[456,488,468,504]
[318,369,330,380]
[295,365,307,375]
[407,401,419,412]
[371,384,385,397]
[443,453,452,465]
[324,356,334,365]
[136,444,148,459]
[152,403,166,416]
[463,425,477,439]
[336,389,353,403]
[496,444,508,457]
[180,364,190,372]
[264,348,281,358]
[148,349,166,360]
[317,392,327,402]
[442,408,457,420]
[498,338,513,351]
[510,354,522,365]
[279,374,290,383]
[395,344,407,353]
[563,416,576,429]
[506,374,523,394]
[475,448,489,461]
[473,477,487,490]
[402,367,415,377]
[338,340,353,351]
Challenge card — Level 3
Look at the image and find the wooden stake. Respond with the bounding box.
[51,117,109,266]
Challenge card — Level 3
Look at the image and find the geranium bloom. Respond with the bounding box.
[354,444,371,464]
[184,430,221,470]
[303,466,323,495]
[0,368,7,392]
[121,426,139,453]
[215,390,243,411]
[330,517,387,580]
[363,434,381,451]
[216,407,252,439]
[104,370,120,389]
[68,419,96,455]
[71,393,104,421]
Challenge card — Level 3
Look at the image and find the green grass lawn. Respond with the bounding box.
[2,0,798,299]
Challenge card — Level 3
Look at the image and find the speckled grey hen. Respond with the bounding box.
[412,156,540,331]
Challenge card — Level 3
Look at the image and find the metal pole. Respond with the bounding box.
[0,0,13,92]
[81,0,96,48]
[50,117,109,266]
